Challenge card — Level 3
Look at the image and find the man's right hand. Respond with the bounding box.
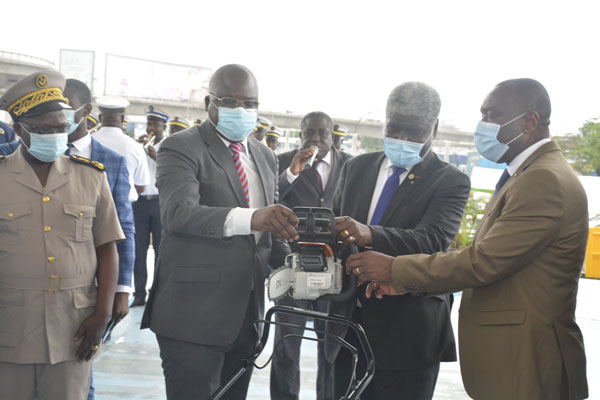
[251,205,299,242]
[289,148,318,175]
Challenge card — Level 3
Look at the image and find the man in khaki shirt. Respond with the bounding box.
[0,70,124,400]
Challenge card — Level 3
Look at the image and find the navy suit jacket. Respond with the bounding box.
[0,138,135,288]
[330,151,471,370]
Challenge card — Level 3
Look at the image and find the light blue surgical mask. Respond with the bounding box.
[26,132,69,162]
[210,103,258,142]
[383,133,431,168]
[64,105,85,135]
[19,123,69,162]
[474,113,527,162]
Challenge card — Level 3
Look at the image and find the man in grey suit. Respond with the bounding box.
[141,64,299,400]
[270,111,352,400]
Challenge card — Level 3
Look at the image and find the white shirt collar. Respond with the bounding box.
[219,135,248,154]
[507,138,551,175]
[70,133,92,154]
[318,150,332,165]
[382,156,415,175]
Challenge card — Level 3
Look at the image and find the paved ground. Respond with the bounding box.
[93,250,600,399]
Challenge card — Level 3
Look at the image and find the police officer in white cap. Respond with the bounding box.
[92,96,150,202]
[168,115,190,135]
[0,70,124,399]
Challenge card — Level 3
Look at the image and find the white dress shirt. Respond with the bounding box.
[367,157,415,224]
[69,133,93,159]
[221,136,267,238]
[506,138,552,176]
[93,127,151,202]
[141,138,164,196]
[285,149,332,188]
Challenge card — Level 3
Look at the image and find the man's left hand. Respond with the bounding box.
[335,216,374,247]
[112,292,130,324]
[346,251,394,285]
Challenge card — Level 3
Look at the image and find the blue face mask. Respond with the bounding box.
[211,104,258,142]
[383,134,430,168]
[64,105,85,135]
[20,125,69,162]
[474,113,527,163]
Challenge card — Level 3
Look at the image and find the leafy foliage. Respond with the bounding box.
[554,119,600,174]
[450,190,492,249]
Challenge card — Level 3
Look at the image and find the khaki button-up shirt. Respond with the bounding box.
[0,149,125,364]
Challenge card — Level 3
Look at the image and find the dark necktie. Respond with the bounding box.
[313,161,323,193]
[494,169,511,196]
[370,166,406,225]
[229,143,250,205]
[65,143,73,155]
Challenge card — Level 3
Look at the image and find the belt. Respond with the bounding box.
[138,195,158,201]
[0,273,96,292]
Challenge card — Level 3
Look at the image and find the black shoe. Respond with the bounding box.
[130,297,146,307]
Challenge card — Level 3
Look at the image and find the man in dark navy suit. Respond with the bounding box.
[271,111,352,400]
[331,82,471,399]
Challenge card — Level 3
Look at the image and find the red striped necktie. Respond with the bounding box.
[229,143,250,205]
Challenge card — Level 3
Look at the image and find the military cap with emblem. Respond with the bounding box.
[193,118,203,126]
[168,115,190,130]
[96,95,130,110]
[266,126,283,139]
[146,105,169,122]
[0,70,71,121]
[333,124,348,137]
[255,116,272,131]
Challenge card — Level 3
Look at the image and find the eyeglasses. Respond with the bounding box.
[302,129,332,139]
[209,94,259,110]
[19,121,71,135]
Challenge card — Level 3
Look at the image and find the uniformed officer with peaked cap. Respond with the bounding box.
[265,125,282,151]
[251,115,272,141]
[332,123,348,151]
[168,114,190,135]
[86,111,100,133]
[0,70,124,399]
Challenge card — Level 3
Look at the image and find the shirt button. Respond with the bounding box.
[42,196,50,203]
[44,225,52,232]
[7,212,13,218]
[48,256,56,263]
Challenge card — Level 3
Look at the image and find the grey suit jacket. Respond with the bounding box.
[141,122,280,346]
[277,147,352,209]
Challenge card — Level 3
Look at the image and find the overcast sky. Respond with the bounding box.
[2,0,599,135]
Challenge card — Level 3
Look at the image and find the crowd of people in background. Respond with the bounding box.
[0,64,589,400]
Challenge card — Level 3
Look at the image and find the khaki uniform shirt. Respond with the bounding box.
[0,149,125,364]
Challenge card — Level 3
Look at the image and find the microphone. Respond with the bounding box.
[304,145,319,170]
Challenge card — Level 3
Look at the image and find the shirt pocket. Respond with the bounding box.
[0,203,32,246]
[0,289,24,348]
[63,203,96,243]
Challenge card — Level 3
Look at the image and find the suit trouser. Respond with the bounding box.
[133,196,161,300]
[0,359,92,400]
[156,292,259,400]
[270,296,334,400]
[334,307,440,400]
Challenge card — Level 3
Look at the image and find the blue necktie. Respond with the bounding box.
[370,166,406,225]
[494,169,511,196]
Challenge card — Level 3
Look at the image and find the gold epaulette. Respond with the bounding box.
[70,155,105,172]
[0,154,5,161]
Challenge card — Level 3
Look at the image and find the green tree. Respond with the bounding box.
[358,136,383,153]
[555,118,600,174]
[450,190,492,249]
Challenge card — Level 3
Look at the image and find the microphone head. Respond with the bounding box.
[305,145,320,170]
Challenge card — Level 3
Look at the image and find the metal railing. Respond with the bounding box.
[0,50,55,67]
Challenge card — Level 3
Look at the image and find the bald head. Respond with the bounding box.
[494,78,551,127]
[208,64,258,98]
[385,82,441,137]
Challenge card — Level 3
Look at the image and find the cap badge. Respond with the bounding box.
[35,74,48,88]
